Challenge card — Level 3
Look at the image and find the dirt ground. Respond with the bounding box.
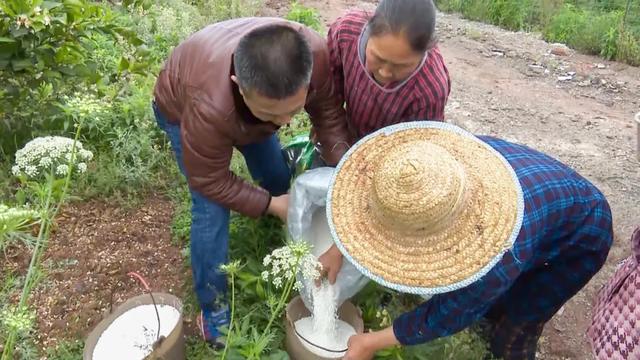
[5,1,638,359]
[2,198,191,352]
[271,1,639,358]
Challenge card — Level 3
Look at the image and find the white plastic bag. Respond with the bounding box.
[287,167,370,310]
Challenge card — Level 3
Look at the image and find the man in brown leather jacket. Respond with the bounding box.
[152,18,349,346]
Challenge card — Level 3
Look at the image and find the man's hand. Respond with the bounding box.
[317,244,343,285]
[267,194,289,222]
[343,327,400,360]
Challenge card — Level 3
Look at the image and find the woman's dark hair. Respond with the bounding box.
[368,0,437,53]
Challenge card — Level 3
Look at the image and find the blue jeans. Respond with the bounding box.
[153,103,292,312]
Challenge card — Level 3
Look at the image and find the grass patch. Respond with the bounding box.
[436,0,640,65]
[46,340,84,360]
[544,4,623,58]
[285,2,325,32]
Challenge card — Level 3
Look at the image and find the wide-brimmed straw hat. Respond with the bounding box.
[326,122,524,295]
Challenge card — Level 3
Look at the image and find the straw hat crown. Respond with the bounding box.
[327,122,525,295]
[372,142,467,238]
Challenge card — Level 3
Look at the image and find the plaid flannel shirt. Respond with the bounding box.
[393,136,613,345]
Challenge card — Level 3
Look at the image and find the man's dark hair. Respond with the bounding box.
[369,0,437,53]
[234,24,313,99]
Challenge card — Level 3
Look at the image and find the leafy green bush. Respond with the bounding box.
[544,5,622,56]
[542,4,584,42]
[0,0,148,156]
[191,0,262,23]
[1,0,272,201]
[616,28,640,65]
[487,0,534,30]
[136,0,208,62]
[285,2,324,33]
[452,0,492,23]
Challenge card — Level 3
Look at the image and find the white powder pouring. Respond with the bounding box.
[294,282,356,358]
[92,304,181,360]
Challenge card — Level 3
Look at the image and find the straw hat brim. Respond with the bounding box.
[326,122,524,295]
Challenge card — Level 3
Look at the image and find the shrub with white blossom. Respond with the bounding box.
[261,242,321,290]
[2,132,94,357]
[11,136,93,179]
[219,242,321,359]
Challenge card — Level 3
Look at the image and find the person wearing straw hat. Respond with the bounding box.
[322,121,613,360]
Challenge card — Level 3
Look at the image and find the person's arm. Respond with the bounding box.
[180,100,273,219]
[393,250,523,345]
[327,20,346,109]
[342,252,523,359]
[342,251,520,358]
[304,27,350,166]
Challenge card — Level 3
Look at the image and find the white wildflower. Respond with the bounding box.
[24,165,37,178]
[79,149,93,161]
[15,15,31,29]
[12,136,93,179]
[76,163,87,173]
[261,242,320,289]
[378,308,391,327]
[299,254,321,282]
[38,156,52,168]
[56,164,69,176]
[64,92,111,120]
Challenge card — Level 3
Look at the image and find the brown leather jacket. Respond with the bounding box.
[153,18,350,218]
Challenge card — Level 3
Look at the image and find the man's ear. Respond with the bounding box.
[231,75,245,97]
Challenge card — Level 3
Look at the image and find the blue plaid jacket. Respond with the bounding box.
[393,136,613,345]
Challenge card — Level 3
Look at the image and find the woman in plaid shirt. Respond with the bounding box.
[326,0,450,141]
[318,0,452,289]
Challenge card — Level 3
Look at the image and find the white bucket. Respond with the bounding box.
[83,293,185,360]
[284,295,364,360]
